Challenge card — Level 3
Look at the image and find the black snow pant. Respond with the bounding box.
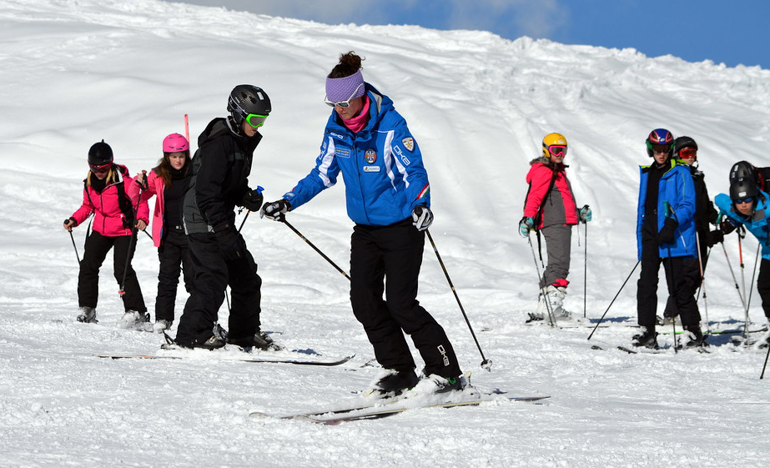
[155,228,194,323]
[663,231,709,319]
[637,233,701,331]
[350,219,462,379]
[755,258,770,321]
[78,230,146,313]
[540,224,572,288]
[175,232,262,347]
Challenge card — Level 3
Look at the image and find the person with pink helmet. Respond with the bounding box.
[128,133,194,333]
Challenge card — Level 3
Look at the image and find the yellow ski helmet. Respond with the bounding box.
[542,133,568,159]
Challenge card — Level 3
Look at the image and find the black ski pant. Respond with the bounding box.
[637,234,701,331]
[78,230,146,312]
[350,219,462,379]
[155,228,194,323]
[175,232,261,346]
[755,258,770,321]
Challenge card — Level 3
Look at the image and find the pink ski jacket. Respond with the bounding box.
[71,164,149,237]
[523,157,578,229]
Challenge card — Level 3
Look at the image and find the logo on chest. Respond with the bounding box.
[365,149,377,164]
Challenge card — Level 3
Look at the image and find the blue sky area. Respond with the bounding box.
[172,0,769,69]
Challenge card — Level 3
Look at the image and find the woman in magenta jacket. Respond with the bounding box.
[63,140,149,327]
[129,133,193,333]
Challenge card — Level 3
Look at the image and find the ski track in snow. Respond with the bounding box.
[1,0,769,466]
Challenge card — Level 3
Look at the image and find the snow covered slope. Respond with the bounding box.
[1,0,769,466]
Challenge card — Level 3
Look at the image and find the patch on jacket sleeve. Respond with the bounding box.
[401,137,414,152]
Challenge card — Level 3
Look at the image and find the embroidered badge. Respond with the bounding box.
[363,166,381,172]
[365,149,377,164]
[402,137,414,152]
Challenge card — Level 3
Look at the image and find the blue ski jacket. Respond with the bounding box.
[282,84,430,226]
[715,190,770,260]
[637,160,697,259]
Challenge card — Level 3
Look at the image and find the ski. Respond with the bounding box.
[249,390,550,424]
[97,353,355,366]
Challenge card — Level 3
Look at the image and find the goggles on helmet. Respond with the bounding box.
[89,162,111,173]
[679,147,697,160]
[651,144,671,154]
[324,83,365,108]
[548,145,567,157]
[230,98,269,129]
[734,197,755,205]
[245,113,268,128]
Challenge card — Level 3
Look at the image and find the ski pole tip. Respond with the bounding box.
[480,359,492,371]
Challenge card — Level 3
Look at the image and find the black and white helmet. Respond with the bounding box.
[227,84,271,127]
[729,160,759,201]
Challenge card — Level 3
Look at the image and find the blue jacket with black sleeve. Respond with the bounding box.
[637,160,697,259]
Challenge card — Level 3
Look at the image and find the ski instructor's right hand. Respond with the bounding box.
[260,199,291,221]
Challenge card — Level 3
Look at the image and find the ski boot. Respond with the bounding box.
[229,330,283,351]
[631,329,659,349]
[368,369,419,397]
[682,325,709,349]
[76,306,97,324]
[153,319,172,334]
[118,310,149,329]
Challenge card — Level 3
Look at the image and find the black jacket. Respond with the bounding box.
[183,117,262,234]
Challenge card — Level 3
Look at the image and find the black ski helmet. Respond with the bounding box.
[674,136,698,160]
[729,161,759,201]
[88,140,113,167]
[227,84,271,127]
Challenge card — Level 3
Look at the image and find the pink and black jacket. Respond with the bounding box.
[523,157,578,229]
[70,164,149,237]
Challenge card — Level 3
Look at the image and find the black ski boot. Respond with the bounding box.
[229,331,282,351]
[632,329,659,349]
[370,369,419,396]
[683,325,709,349]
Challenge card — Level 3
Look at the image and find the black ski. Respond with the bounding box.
[97,353,355,366]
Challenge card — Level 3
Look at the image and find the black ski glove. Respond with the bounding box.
[708,228,724,247]
[212,222,244,261]
[658,218,678,245]
[411,205,433,231]
[720,218,738,236]
[242,189,264,212]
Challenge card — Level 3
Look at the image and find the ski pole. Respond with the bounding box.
[695,232,709,333]
[426,229,492,371]
[65,219,81,263]
[584,220,588,319]
[587,261,639,340]
[721,242,748,311]
[118,225,138,297]
[664,243,678,354]
[745,243,761,338]
[761,341,770,380]
[527,234,556,327]
[282,219,351,281]
[738,229,749,333]
[184,114,190,146]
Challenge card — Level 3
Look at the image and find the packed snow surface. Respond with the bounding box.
[1,0,769,466]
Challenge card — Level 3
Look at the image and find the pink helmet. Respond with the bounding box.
[162,133,189,153]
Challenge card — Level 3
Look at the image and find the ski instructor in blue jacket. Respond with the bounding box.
[261,51,463,396]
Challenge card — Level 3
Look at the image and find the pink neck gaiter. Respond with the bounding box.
[341,96,371,134]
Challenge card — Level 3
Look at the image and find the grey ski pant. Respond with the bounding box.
[540,224,572,288]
